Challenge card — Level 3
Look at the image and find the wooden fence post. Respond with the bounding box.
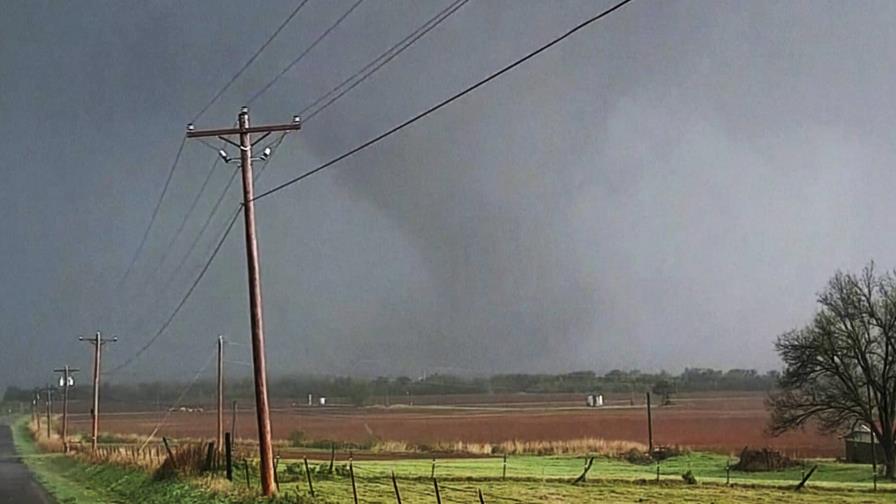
[329,443,335,473]
[794,465,818,491]
[162,437,176,469]
[391,470,402,504]
[225,433,233,481]
[502,453,507,480]
[274,455,281,493]
[349,458,359,504]
[204,442,216,472]
[303,457,315,496]
[572,457,594,485]
[244,459,251,489]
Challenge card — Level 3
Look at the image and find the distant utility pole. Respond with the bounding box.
[186,107,301,496]
[646,392,654,453]
[44,383,53,439]
[54,365,79,452]
[34,390,41,432]
[217,335,224,455]
[79,332,117,452]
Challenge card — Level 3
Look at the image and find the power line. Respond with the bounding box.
[253,132,289,184]
[114,162,239,340]
[159,165,241,299]
[253,0,634,202]
[241,0,465,203]
[191,0,312,123]
[159,135,285,301]
[147,156,221,280]
[115,155,222,333]
[247,0,366,105]
[107,206,242,375]
[112,137,293,372]
[117,136,187,288]
[301,0,469,122]
[139,346,217,450]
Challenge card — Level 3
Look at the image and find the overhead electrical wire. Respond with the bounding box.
[107,206,242,376]
[253,132,289,184]
[110,0,634,374]
[137,0,459,308]
[117,136,187,288]
[253,0,634,202]
[191,0,312,123]
[241,0,466,190]
[119,164,240,341]
[138,346,217,449]
[111,140,291,373]
[147,156,221,279]
[157,134,285,303]
[159,165,241,298]
[119,0,306,300]
[247,0,366,105]
[301,0,470,122]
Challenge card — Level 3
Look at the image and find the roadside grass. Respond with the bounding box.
[274,452,896,502]
[281,477,896,504]
[11,418,309,503]
[13,415,896,503]
[286,451,894,488]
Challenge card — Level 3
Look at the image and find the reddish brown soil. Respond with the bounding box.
[66,392,841,458]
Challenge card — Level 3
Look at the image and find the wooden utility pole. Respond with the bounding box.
[34,390,41,432]
[646,392,653,453]
[217,335,224,455]
[231,400,238,440]
[186,108,300,496]
[44,383,52,439]
[79,332,117,452]
[54,365,79,452]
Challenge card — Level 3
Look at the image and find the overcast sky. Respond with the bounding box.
[3,0,896,386]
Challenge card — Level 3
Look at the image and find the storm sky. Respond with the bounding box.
[3,0,896,386]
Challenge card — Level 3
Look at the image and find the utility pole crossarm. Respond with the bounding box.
[79,332,117,452]
[186,118,301,139]
[54,366,79,452]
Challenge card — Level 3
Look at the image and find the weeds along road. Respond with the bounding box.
[0,425,54,504]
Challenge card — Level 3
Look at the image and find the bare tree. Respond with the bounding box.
[769,262,896,478]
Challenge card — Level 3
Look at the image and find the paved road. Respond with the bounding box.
[0,425,54,504]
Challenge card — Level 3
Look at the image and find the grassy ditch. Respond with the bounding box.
[11,417,324,503]
[13,416,896,503]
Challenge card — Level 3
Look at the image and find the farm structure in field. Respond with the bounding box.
[585,393,604,407]
[843,424,889,464]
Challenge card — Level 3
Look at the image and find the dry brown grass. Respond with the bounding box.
[28,417,65,453]
[370,437,649,456]
[72,443,168,472]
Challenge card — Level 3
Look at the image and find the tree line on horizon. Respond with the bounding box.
[2,367,779,407]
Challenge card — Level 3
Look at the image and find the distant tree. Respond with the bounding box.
[768,263,896,478]
[653,380,674,405]
[346,380,371,407]
[1,386,31,402]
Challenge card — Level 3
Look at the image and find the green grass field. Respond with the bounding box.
[13,416,896,503]
[263,451,896,503]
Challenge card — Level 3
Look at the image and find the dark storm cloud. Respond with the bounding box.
[3,1,896,385]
